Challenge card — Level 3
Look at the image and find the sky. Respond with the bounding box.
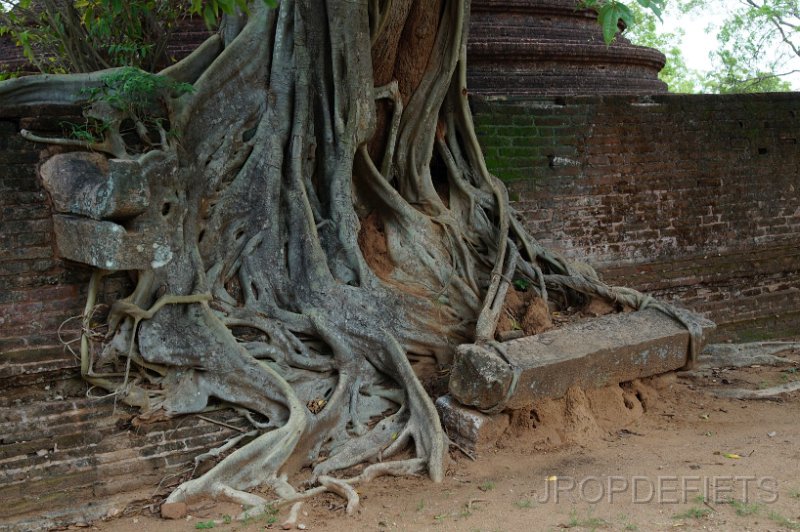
[657,2,800,90]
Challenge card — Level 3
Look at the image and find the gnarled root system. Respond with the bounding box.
[0,0,705,521]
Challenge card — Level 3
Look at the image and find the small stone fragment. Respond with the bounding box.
[436,395,509,452]
[160,502,188,520]
[448,345,513,411]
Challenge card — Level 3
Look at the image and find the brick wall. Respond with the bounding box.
[2,93,799,528]
[472,93,800,340]
[0,106,243,531]
[0,104,89,363]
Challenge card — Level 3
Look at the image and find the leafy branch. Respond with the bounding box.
[579,0,667,44]
[0,0,277,74]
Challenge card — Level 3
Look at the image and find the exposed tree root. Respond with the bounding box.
[1,0,711,521]
[282,502,304,528]
[713,381,800,400]
[684,343,800,400]
[699,342,800,370]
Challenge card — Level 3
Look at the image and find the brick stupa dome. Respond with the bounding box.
[2,1,667,96]
[468,0,668,96]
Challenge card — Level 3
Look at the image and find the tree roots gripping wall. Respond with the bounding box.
[0,0,702,520]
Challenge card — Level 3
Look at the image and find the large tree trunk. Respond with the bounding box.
[0,0,702,518]
[148,1,485,501]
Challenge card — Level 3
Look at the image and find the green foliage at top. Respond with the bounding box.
[84,66,195,116]
[680,0,798,93]
[700,50,792,93]
[8,0,790,95]
[192,0,277,29]
[579,0,667,44]
[623,2,700,92]
[0,0,275,74]
[613,0,797,94]
[0,0,187,72]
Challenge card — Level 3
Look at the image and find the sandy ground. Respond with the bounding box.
[91,349,800,532]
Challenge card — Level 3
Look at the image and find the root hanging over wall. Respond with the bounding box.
[0,0,704,519]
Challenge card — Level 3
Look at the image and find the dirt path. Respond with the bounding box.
[96,352,800,532]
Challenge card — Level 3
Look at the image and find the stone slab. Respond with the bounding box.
[53,215,173,270]
[40,153,149,221]
[450,309,715,412]
[435,395,509,453]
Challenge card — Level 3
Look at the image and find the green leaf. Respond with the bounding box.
[616,3,635,29]
[202,4,218,28]
[635,0,664,20]
[598,3,619,44]
[513,279,531,291]
[215,0,232,15]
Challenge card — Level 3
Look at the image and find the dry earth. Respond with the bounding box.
[86,347,800,532]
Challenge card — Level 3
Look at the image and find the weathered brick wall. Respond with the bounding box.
[0,105,89,364]
[2,93,799,529]
[0,106,243,531]
[472,93,800,340]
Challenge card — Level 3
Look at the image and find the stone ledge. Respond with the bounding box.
[449,309,715,412]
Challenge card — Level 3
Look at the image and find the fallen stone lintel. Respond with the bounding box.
[450,309,715,412]
[53,214,174,270]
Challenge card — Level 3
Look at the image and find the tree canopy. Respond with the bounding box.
[625,0,798,93]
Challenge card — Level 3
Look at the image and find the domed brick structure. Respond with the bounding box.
[468,0,668,96]
[1,2,668,90]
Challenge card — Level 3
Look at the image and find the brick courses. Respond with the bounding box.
[1,92,799,527]
[0,105,243,530]
[472,93,800,340]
